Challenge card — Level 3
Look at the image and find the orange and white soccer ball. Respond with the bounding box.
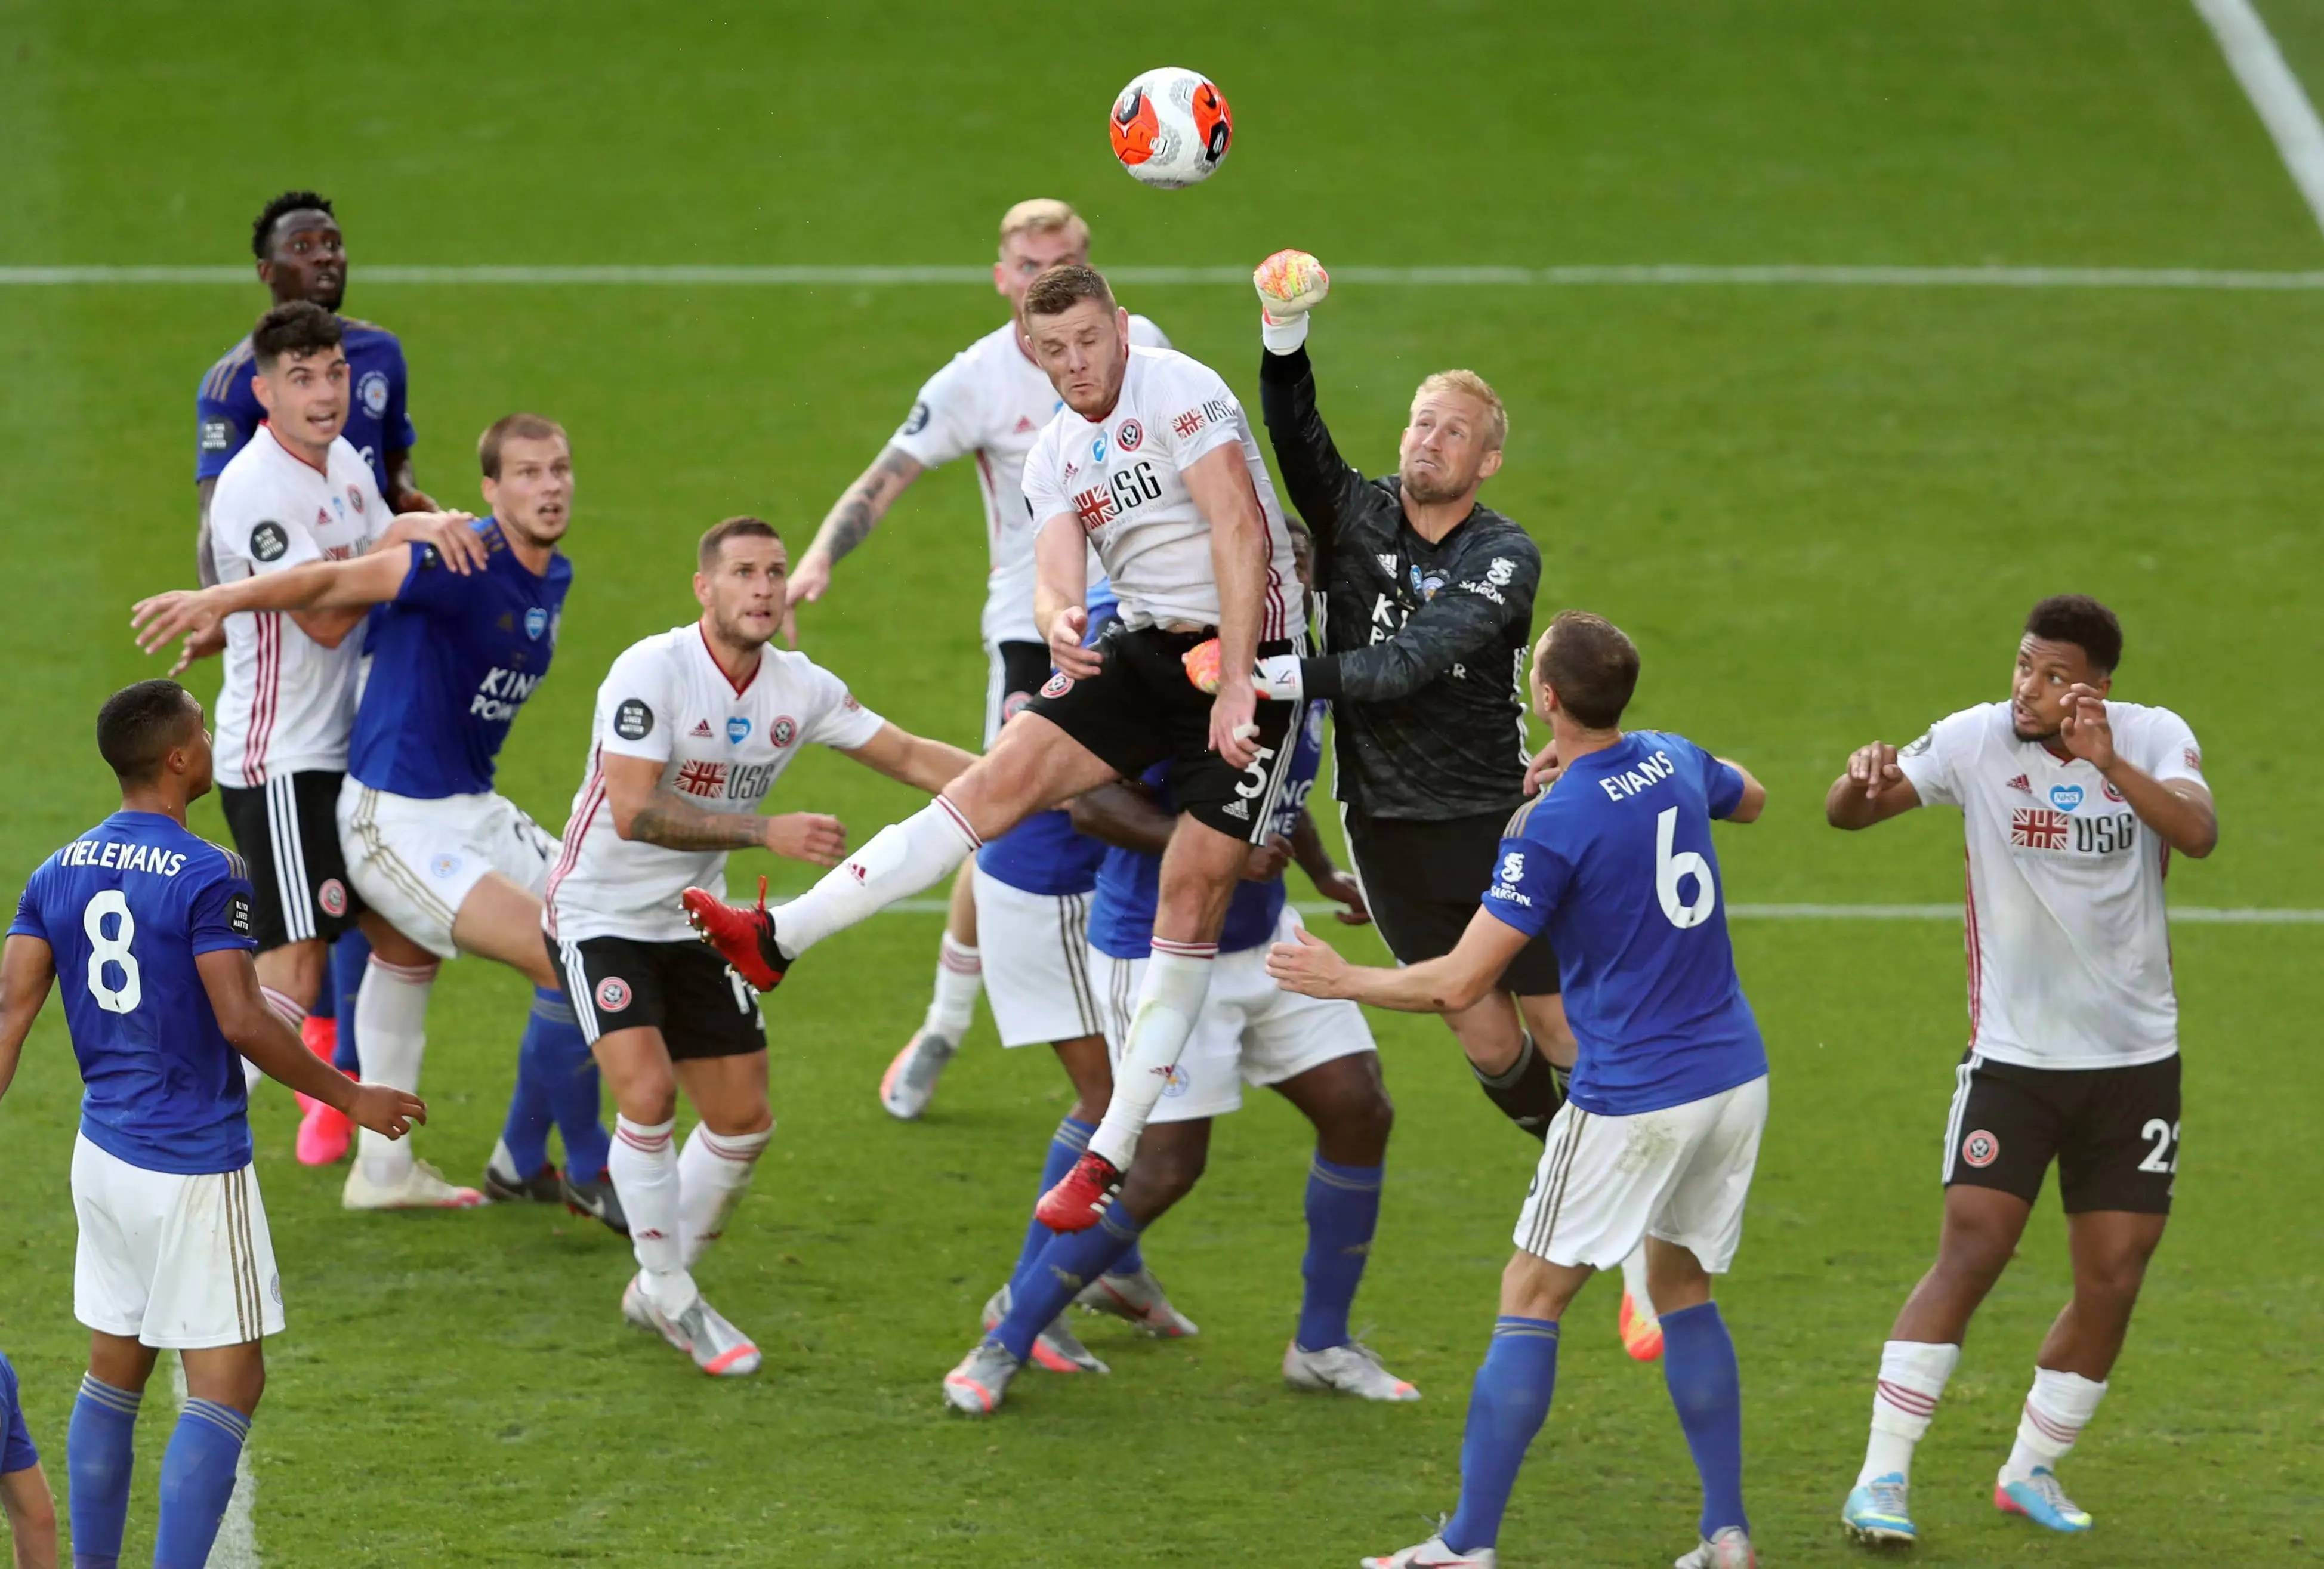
[1109,67,1233,189]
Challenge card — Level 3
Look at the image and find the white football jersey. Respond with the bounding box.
[543,623,886,944]
[889,314,1170,647]
[1898,700,2208,1071]
[208,426,388,786]
[1021,346,1298,639]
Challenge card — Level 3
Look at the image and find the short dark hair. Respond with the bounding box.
[2024,594,2123,673]
[1021,263,1116,320]
[97,680,199,782]
[251,300,342,370]
[1536,610,1640,730]
[478,413,569,480]
[699,516,781,570]
[251,190,335,260]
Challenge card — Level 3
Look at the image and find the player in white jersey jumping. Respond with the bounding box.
[1828,595,2218,1547]
[546,518,976,1375]
[787,200,1168,1115]
[200,302,484,1101]
[686,263,1304,1230]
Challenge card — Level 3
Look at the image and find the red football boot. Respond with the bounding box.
[1033,1150,1125,1232]
[681,875,790,992]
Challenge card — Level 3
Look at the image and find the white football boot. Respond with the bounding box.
[1674,1525,1756,1568]
[942,1339,1022,1416]
[1360,1534,1494,1568]
[980,1284,1109,1374]
[342,1156,484,1210]
[621,1274,760,1377]
[878,1028,957,1120]
[1075,1264,1199,1337]
[1285,1339,1420,1401]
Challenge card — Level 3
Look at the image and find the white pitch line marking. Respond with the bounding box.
[7,262,2324,290]
[168,1355,260,1567]
[2194,0,2324,238]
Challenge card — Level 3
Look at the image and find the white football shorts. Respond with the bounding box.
[72,1135,284,1349]
[338,780,560,959]
[973,866,1104,1048]
[1513,1074,1768,1274]
[1090,907,1375,1123]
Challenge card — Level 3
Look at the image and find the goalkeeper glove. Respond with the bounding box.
[1183,637,1304,700]
[1254,249,1329,354]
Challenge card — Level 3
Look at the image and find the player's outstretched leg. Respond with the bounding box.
[944,1200,1146,1414]
[989,1110,1128,1367]
[882,869,982,1120]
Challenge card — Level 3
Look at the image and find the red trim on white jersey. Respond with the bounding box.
[973,449,1000,548]
[242,611,282,786]
[697,622,760,698]
[1261,565,1288,641]
[542,746,606,938]
[1962,848,1983,1046]
[259,421,330,477]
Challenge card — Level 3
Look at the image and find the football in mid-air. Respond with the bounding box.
[1110,67,1233,189]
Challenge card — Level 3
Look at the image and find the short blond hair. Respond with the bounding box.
[999,198,1091,256]
[1412,370,1507,452]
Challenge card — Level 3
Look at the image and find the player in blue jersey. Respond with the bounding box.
[1270,613,1770,1569]
[942,688,1390,1415]
[194,191,439,1170]
[0,1348,57,1569]
[0,680,421,1569]
[135,416,612,1221]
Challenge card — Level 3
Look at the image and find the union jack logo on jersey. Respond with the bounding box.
[675,759,727,798]
[2010,807,2069,848]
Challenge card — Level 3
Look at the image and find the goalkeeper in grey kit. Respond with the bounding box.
[1233,251,1571,1143]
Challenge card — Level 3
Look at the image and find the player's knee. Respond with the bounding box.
[1128,1142,1206,1211]
[1317,1076,1394,1162]
[702,1098,773,1138]
[615,1074,679,1127]
[2077,1244,2155,1304]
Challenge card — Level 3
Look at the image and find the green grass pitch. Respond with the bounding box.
[2,2,2320,1563]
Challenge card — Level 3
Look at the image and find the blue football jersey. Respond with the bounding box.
[348,521,571,799]
[975,581,1118,897]
[1483,730,1766,1117]
[7,813,259,1175]
[196,317,416,495]
[1089,700,1326,960]
[0,1348,36,1474]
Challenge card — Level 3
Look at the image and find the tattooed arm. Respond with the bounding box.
[788,445,927,612]
[601,753,847,866]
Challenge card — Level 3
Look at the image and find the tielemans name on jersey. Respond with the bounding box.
[57,839,193,877]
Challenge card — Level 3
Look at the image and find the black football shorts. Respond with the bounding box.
[217,770,360,951]
[1341,805,1561,997]
[551,934,766,1061]
[1942,1052,2180,1215]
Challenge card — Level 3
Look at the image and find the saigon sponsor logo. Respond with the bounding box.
[594,975,632,1012]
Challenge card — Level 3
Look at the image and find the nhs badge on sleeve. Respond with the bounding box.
[524,607,548,641]
[2049,784,2085,812]
[726,716,752,745]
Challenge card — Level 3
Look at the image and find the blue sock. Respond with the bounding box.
[330,928,368,1072]
[66,1373,140,1569]
[1296,1153,1382,1352]
[154,1397,249,1569]
[993,1200,1143,1363]
[1441,1317,1560,1555]
[498,989,560,1176]
[1007,1116,1095,1299]
[527,989,608,1180]
[1661,1300,1748,1539]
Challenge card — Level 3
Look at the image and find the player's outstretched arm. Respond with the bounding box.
[1825,741,1923,830]
[2060,685,2217,857]
[600,753,846,866]
[0,1460,58,1569]
[0,935,58,1107]
[1270,907,1526,1013]
[1717,759,1769,824]
[1252,252,1366,545]
[838,722,978,797]
[1033,513,1102,679]
[193,949,425,1136]
[791,446,926,610]
[1069,782,1175,856]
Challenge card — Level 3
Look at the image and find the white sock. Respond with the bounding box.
[354,956,436,1182]
[678,1123,773,1267]
[609,1116,694,1314]
[773,799,980,958]
[1088,944,1215,1169]
[2006,1367,2107,1478]
[922,934,982,1040]
[1619,1244,1656,1320]
[1860,1340,1961,1485]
